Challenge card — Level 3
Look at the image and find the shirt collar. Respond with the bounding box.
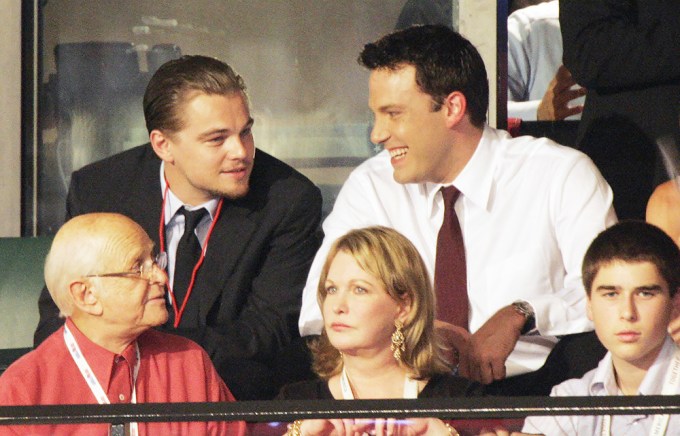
[423,125,499,213]
[65,318,138,393]
[160,161,219,225]
[589,336,677,396]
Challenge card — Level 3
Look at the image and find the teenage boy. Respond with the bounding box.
[521,220,680,435]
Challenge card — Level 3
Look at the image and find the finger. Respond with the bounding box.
[480,359,495,385]
[386,417,397,436]
[352,418,374,435]
[373,418,387,436]
[328,418,349,436]
[457,350,471,379]
[490,356,506,382]
[562,88,586,102]
[560,105,585,119]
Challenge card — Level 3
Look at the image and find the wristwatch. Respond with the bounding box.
[512,300,536,335]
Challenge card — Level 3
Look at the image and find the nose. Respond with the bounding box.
[331,292,348,314]
[619,294,638,322]
[226,134,248,159]
[370,117,390,145]
[149,264,168,286]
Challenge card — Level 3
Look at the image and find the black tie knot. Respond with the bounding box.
[180,207,207,233]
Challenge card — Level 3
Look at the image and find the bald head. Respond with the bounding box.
[44,213,153,317]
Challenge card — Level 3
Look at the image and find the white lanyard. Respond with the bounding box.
[340,367,419,399]
[64,325,141,436]
[600,349,680,436]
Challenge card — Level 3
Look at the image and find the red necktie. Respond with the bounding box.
[434,186,469,329]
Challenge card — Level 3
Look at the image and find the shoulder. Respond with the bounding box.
[248,149,322,207]
[139,329,208,360]
[69,144,160,200]
[508,1,559,27]
[419,374,485,398]
[72,144,158,180]
[550,367,598,397]
[648,179,680,208]
[0,329,65,400]
[276,379,332,400]
[340,151,400,193]
[492,129,596,178]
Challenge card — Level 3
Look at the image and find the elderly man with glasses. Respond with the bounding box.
[0,213,245,436]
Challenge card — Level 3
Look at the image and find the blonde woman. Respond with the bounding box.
[279,226,481,435]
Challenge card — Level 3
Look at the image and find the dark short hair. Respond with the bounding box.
[143,55,247,134]
[582,221,680,297]
[358,24,489,127]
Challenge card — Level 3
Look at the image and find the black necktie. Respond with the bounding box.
[173,207,207,308]
[434,186,469,329]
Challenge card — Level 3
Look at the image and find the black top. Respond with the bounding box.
[276,373,484,400]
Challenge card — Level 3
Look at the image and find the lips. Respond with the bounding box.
[329,322,351,331]
[388,147,407,159]
[616,331,641,342]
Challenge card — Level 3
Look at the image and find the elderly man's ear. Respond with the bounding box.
[69,280,104,316]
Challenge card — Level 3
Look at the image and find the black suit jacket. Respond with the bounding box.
[34,144,322,400]
[560,0,680,220]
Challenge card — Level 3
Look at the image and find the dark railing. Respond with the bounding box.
[2,396,679,432]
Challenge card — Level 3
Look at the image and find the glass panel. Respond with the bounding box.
[35,0,459,234]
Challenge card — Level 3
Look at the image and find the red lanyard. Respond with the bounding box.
[158,183,224,327]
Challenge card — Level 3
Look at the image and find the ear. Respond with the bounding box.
[69,280,103,316]
[396,295,412,324]
[149,129,175,164]
[586,295,594,322]
[442,91,467,129]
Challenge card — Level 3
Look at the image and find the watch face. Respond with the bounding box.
[513,301,534,317]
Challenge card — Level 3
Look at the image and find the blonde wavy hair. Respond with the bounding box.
[311,226,450,380]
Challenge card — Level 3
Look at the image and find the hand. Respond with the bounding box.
[478,430,541,436]
[435,320,471,368]
[458,306,524,384]
[294,418,356,436]
[368,418,456,436]
[536,65,586,121]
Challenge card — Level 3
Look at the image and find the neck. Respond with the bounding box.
[163,165,213,206]
[611,347,663,396]
[341,350,409,399]
[71,316,138,355]
[443,126,483,184]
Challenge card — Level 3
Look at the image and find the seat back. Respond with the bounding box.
[0,236,53,349]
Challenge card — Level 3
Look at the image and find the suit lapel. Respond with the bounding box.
[196,199,258,319]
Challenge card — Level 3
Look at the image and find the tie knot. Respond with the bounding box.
[180,207,207,232]
[441,186,461,208]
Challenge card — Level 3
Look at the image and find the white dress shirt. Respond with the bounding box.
[507,1,585,121]
[159,162,219,297]
[523,337,680,435]
[299,126,616,375]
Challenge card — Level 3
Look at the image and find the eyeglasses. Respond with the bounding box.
[85,252,168,282]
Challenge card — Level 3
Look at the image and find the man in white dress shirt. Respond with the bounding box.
[299,24,617,395]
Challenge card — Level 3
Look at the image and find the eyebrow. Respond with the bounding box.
[594,284,665,292]
[197,117,255,140]
[374,104,403,113]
